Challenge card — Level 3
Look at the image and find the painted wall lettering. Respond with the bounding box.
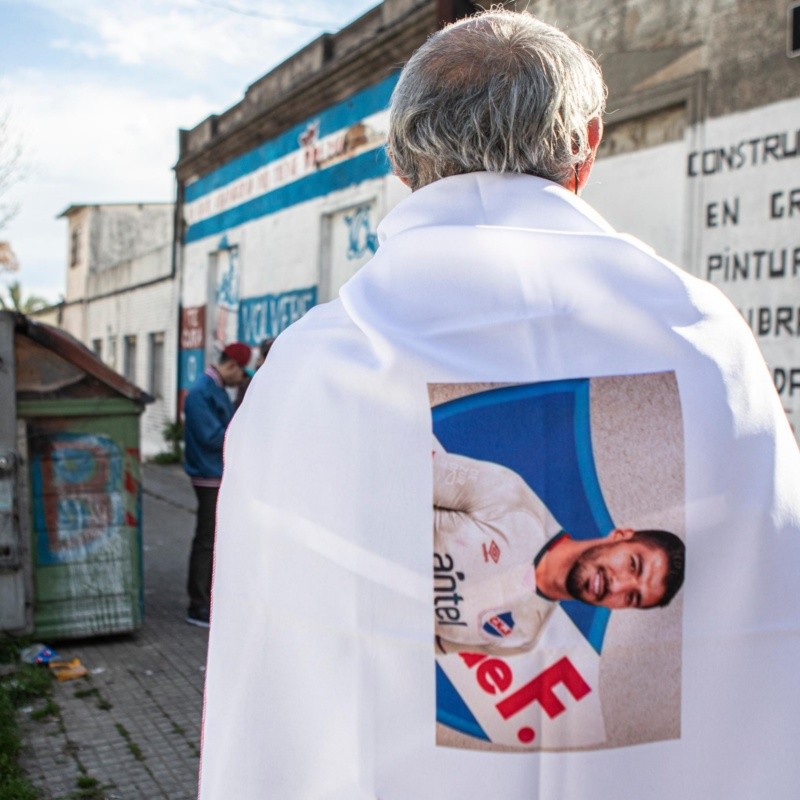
[686,128,800,176]
[774,368,800,397]
[706,246,800,281]
[705,198,739,227]
[769,187,800,218]
[688,100,800,433]
[237,287,318,345]
[740,306,800,337]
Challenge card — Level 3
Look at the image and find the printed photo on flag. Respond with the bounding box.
[431,372,686,752]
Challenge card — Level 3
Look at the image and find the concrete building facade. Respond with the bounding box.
[174,0,479,408]
[55,203,178,458]
[174,0,800,431]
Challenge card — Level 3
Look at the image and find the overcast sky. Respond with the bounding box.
[0,0,380,302]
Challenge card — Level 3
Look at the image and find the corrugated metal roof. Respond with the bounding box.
[8,312,154,405]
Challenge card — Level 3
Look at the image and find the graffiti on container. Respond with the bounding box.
[345,205,378,260]
[30,432,139,565]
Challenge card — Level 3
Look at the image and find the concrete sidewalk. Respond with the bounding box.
[18,463,207,800]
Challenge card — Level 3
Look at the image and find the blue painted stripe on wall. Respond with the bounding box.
[184,147,392,244]
[184,73,400,204]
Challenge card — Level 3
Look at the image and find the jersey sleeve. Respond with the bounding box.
[432,439,560,536]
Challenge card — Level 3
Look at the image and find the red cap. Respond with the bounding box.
[222,342,251,368]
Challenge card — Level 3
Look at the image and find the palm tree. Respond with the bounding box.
[0,280,49,314]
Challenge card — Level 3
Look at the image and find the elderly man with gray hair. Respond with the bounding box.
[388,11,605,193]
[199,9,800,800]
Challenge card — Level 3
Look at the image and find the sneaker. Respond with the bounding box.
[186,609,210,628]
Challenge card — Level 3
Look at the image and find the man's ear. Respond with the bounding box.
[587,115,603,154]
[575,116,603,192]
[388,148,411,188]
[610,527,635,541]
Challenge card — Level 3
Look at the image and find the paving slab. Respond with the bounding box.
[18,463,207,800]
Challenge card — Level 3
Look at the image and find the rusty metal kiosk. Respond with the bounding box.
[0,312,152,639]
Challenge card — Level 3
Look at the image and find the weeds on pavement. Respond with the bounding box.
[0,639,49,800]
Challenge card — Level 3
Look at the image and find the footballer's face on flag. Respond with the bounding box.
[565,530,669,610]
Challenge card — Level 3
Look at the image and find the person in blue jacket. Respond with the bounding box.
[183,342,251,627]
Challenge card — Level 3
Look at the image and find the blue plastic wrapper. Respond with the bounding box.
[19,643,61,665]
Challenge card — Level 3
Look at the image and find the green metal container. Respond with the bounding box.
[8,313,152,639]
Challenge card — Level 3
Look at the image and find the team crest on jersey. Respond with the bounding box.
[482,611,515,638]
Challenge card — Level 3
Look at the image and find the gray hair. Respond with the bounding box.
[388,9,606,191]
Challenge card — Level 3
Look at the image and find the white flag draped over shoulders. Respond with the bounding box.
[199,173,800,800]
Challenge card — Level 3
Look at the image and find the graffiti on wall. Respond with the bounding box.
[29,432,140,566]
[214,237,240,350]
[238,287,318,345]
[344,205,378,260]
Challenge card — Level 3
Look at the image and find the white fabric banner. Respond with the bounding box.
[200,173,800,799]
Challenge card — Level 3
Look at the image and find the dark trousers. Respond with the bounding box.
[187,485,219,614]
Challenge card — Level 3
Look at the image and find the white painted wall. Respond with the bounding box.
[684,97,800,433]
[86,276,178,458]
[63,207,91,312]
[57,204,179,459]
[586,98,800,436]
[583,139,687,268]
